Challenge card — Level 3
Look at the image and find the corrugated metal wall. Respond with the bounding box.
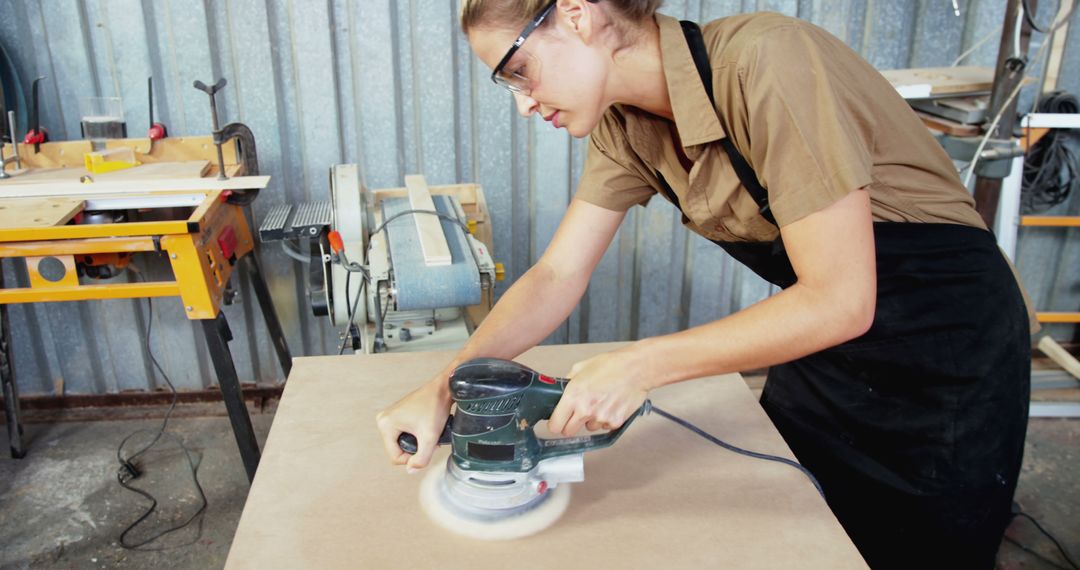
[0,0,1077,396]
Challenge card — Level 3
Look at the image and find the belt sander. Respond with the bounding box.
[258,165,500,353]
[398,358,648,540]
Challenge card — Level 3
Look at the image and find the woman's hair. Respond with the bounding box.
[459,0,662,37]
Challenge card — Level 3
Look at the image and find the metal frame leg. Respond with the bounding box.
[242,253,292,376]
[1,300,25,459]
[201,312,260,482]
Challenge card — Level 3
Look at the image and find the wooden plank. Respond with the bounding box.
[1037,336,1080,380]
[0,197,84,229]
[94,160,211,181]
[404,174,452,267]
[224,343,867,569]
[0,175,269,198]
[880,66,995,96]
[372,183,480,205]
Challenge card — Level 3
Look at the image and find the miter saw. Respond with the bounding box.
[397,358,648,540]
[258,165,501,353]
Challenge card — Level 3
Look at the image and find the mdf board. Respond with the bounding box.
[225,343,867,569]
[0,197,84,229]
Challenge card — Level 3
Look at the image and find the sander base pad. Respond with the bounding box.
[418,460,571,541]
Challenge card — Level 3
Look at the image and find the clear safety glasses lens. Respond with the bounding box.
[492,53,539,96]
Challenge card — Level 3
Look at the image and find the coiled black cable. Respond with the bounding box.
[116,270,208,550]
[1022,91,1079,213]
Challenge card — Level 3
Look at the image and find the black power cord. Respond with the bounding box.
[1022,91,1079,213]
[1021,0,1079,35]
[115,270,208,550]
[1010,504,1080,570]
[335,208,473,355]
[650,406,1080,569]
[650,405,825,499]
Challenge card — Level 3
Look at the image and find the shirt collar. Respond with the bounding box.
[656,14,727,146]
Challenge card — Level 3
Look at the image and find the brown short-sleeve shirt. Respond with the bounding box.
[576,12,1038,331]
[575,12,988,241]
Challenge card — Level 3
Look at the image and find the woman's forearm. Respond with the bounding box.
[429,260,588,384]
[632,279,874,390]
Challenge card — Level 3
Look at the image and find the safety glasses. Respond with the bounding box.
[490,1,556,95]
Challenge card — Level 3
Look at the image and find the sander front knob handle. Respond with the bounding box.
[397,417,453,455]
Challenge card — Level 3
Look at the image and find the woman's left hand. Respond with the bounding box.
[547,347,652,436]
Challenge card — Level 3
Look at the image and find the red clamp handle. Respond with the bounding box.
[148,123,167,141]
[24,128,47,145]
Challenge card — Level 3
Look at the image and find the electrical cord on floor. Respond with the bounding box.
[335,208,471,355]
[1010,505,1080,570]
[1022,90,1078,213]
[650,405,825,499]
[115,270,208,550]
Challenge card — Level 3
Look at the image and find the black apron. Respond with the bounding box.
[663,22,1031,570]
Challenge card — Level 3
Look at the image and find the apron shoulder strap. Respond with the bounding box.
[678,20,777,227]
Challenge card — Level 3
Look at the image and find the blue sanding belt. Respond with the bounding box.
[381,196,480,311]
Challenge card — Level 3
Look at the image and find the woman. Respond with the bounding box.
[376,1,1035,567]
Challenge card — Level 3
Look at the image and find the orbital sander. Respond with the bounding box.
[398,358,648,540]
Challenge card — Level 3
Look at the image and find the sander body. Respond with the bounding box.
[398,358,646,539]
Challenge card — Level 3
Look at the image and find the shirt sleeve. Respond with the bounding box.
[739,23,875,227]
[574,125,656,212]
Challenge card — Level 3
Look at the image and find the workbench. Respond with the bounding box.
[0,135,290,482]
[225,343,868,569]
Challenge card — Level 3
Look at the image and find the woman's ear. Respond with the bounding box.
[557,0,597,43]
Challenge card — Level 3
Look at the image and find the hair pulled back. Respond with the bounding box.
[460,0,663,36]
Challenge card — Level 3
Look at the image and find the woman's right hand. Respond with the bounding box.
[375,371,453,472]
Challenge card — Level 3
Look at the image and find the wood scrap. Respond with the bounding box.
[0,197,84,229]
[404,174,452,267]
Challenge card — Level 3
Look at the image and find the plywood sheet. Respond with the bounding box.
[0,197,84,229]
[225,343,867,570]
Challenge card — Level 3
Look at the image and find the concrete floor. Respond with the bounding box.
[0,409,1077,569]
[1,409,273,570]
